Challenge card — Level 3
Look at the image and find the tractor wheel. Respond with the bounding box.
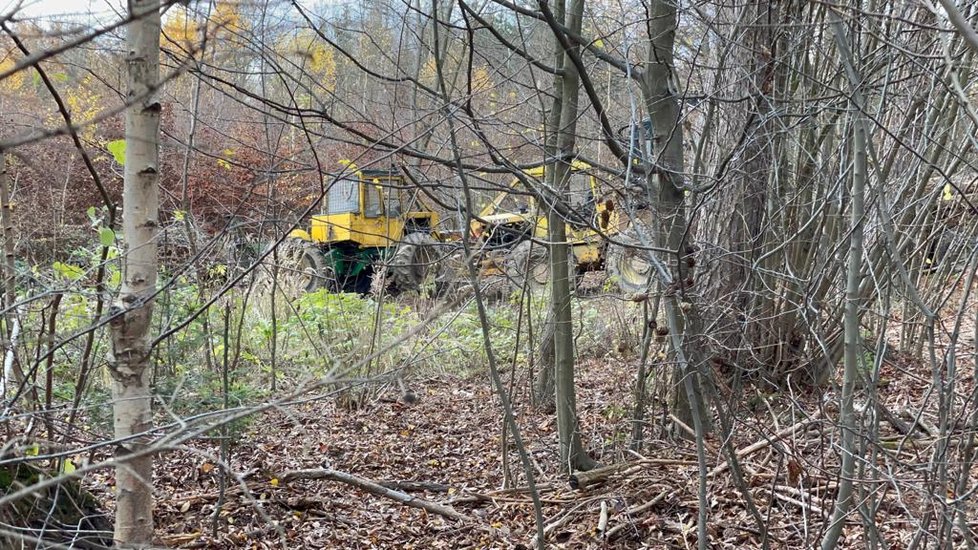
[504,240,584,293]
[607,224,654,295]
[277,239,332,295]
[389,232,440,293]
[504,240,558,291]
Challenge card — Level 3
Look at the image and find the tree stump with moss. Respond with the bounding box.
[0,462,112,548]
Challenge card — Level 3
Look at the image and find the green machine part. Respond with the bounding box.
[323,245,387,294]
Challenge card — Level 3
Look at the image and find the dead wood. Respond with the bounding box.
[605,489,672,540]
[280,468,470,522]
[709,414,822,477]
[378,480,452,493]
[569,459,698,490]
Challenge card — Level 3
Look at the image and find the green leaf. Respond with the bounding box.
[173,210,185,222]
[61,458,76,474]
[86,206,97,222]
[98,227,115,247]
[106,140,126,166]
[52,262,85,281]
[108,269,122,289]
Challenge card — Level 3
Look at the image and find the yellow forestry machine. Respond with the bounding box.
[282,164,445,294]
[468,160,654,294]
[279,161,654,297]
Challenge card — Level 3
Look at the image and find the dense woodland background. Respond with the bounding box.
[2,0,978,548]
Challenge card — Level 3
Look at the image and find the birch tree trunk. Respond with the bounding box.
[0,153,20,399]
[109,1,161,546]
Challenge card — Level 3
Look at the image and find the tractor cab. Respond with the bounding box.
[285,165,441,294]
[306,168,437,248]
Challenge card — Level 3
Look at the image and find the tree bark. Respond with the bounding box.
[548,0,596,473]
[640,0,708,432]
[109,1,161,546]
[0,152,24,400]
[820,11,866,549]
[534,310,555,409]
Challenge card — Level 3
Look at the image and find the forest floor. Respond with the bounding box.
[78,334,976,549]
[71,278,978,549]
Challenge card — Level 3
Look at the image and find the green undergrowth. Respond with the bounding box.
[12,251,647,440]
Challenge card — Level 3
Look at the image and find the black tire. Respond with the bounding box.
[505,240,550,290]
[277,239,331,294]
[389,233,439,292]
[301,246,333,292]
[607,224,653,295]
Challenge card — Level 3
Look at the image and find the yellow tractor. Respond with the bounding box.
[283,165,443,294]
[469,161,653,293]
[278,161,653,297]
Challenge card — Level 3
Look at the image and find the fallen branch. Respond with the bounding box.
[529,499,594,547]
[605,489,671,540]
[378,480,451,493]
[878,403,912,435]
[772,490,824,516]
[597,500,609,538]
[569,459,698,490]
[709,414,821,477]
[281,468,469,522]
[899,408,939,437]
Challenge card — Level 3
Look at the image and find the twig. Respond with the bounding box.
[605,489,671,540]
[709,414,821,477]
[281,468,469,522]
[597,500,609,537]
[529,499,593,547]
[772,490,824,516]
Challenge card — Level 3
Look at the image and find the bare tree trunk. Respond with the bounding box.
[728,1,775,372]
[533,310,555,409]
[550,0,596,473]
[0,152,24,402]
[821,11,866,549]
[641,0,708,432]
[534,0,565,411]
[108,1,161,546]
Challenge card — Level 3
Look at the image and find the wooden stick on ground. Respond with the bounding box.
[569,459,698,490]
[597,500,609,537]
[605,489,671,540]
[281,468,469,522]
[708,414,821,477]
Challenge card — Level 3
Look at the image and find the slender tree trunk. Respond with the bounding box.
[821,11,866,549]
[550,0,595,473]
[641,0,708,432]
[533,310,555,409]
[534,0,565,412]
[109,1,160,546]
[0,152,23,401]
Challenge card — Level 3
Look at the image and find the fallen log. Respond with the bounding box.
[280,468,469,522]
[569,459,697,490]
